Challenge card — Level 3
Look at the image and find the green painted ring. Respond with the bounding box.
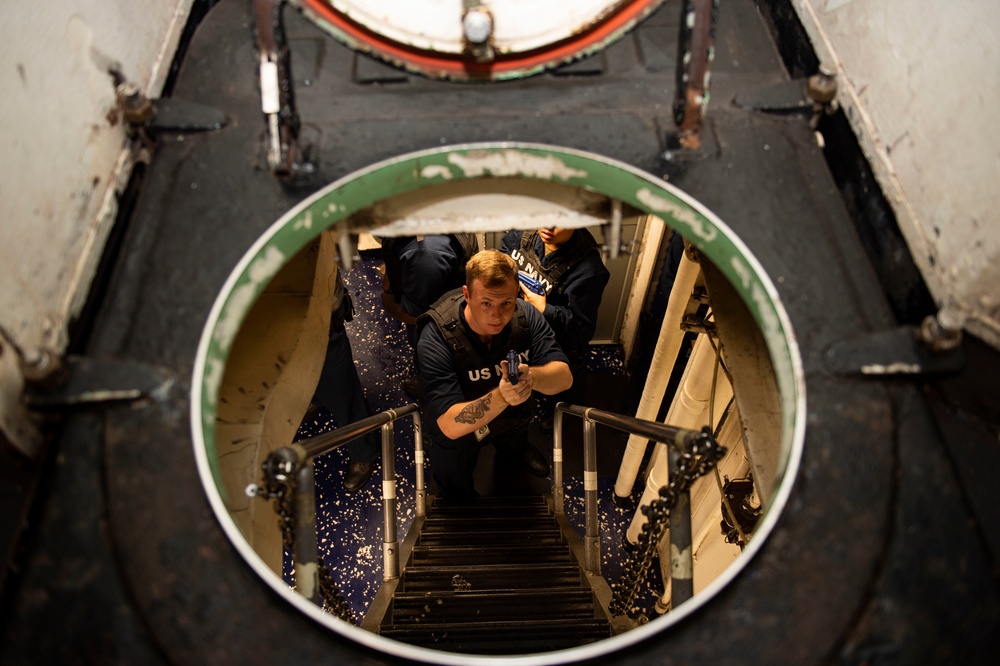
[191,142,806,665]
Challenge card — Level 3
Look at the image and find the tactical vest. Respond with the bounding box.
[509,229,599,296]
[452,232,479,266]
[416,288,531,441]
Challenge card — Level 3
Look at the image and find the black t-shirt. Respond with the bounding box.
[417,296,568,445]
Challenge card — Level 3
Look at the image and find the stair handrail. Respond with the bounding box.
[255,402,425,607]
[552,401,715,609]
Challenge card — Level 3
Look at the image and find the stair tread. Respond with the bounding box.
[393,587,594,600]
[431,495,548,507]
[380,617,610,636]
[379,618,611,654]
[404,562,578,571]
[412,546,570,555]
[402,563,580,577]
[415,541,566,550]
[390,593,598,623]
[411,553,571,561]
[373,493,610,654]
[422,515,555,525]
[421,528,563,533]
[427,500,553,520]
[420,526,563,534]
[418,530,564,545]
[399,570,584,592]
[381,617,610,630]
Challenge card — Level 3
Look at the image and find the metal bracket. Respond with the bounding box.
[720,475,761,546]
[824,325,965,377]
[23,356,173,410]
[146,99,227,133]
[733,79,814,114]
[679,280,713,334]
[680,313,717,336]
[733,64,838,129]
[663,118,720,162]
[116,81,226,134]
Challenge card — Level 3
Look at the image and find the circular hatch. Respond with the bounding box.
[191,142,805,663]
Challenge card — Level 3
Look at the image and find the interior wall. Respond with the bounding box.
[790,0,1000,346]
[0,0,196,454]
[215,234,336,574]
[590,215,642,344]
[0,0,195,356]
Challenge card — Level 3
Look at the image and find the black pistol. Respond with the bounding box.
[507,350,520,385]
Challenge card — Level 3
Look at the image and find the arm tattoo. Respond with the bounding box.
[455,393,493,425]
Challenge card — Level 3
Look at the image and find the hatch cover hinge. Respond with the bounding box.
[733,63,839,129]
[23,354,173,411]
[824,321,964,377]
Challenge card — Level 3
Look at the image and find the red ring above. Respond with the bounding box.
[300,0,664,81]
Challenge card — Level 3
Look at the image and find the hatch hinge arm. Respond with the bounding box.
[252,0,301,178]
[21,354,174,412]
[733,63,839,131]
[668,0,720,154]
[824,316,964,377]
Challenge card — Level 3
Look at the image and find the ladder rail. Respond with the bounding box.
[258,402,425,606]
[552,401,712,605]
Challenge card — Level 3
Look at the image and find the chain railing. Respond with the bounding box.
[552,402,724,620]
[247,403,424,620]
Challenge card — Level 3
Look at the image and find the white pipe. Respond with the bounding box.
[621,216,665,361]
[653,351,734,609]
[613,249,700,498]
[625,333,717,544]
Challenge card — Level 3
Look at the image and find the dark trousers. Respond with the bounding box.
[312,325,380,464]
[430,425,528,499]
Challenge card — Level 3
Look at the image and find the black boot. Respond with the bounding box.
[520,444,550,477]
[343,460,375,491]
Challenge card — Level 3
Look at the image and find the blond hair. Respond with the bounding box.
[466,249,517,290]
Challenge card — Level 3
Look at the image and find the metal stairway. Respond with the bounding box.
[370,495,614,654]
[269,402,715,653]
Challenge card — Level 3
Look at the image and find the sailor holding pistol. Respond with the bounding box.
[416,250,572,499]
